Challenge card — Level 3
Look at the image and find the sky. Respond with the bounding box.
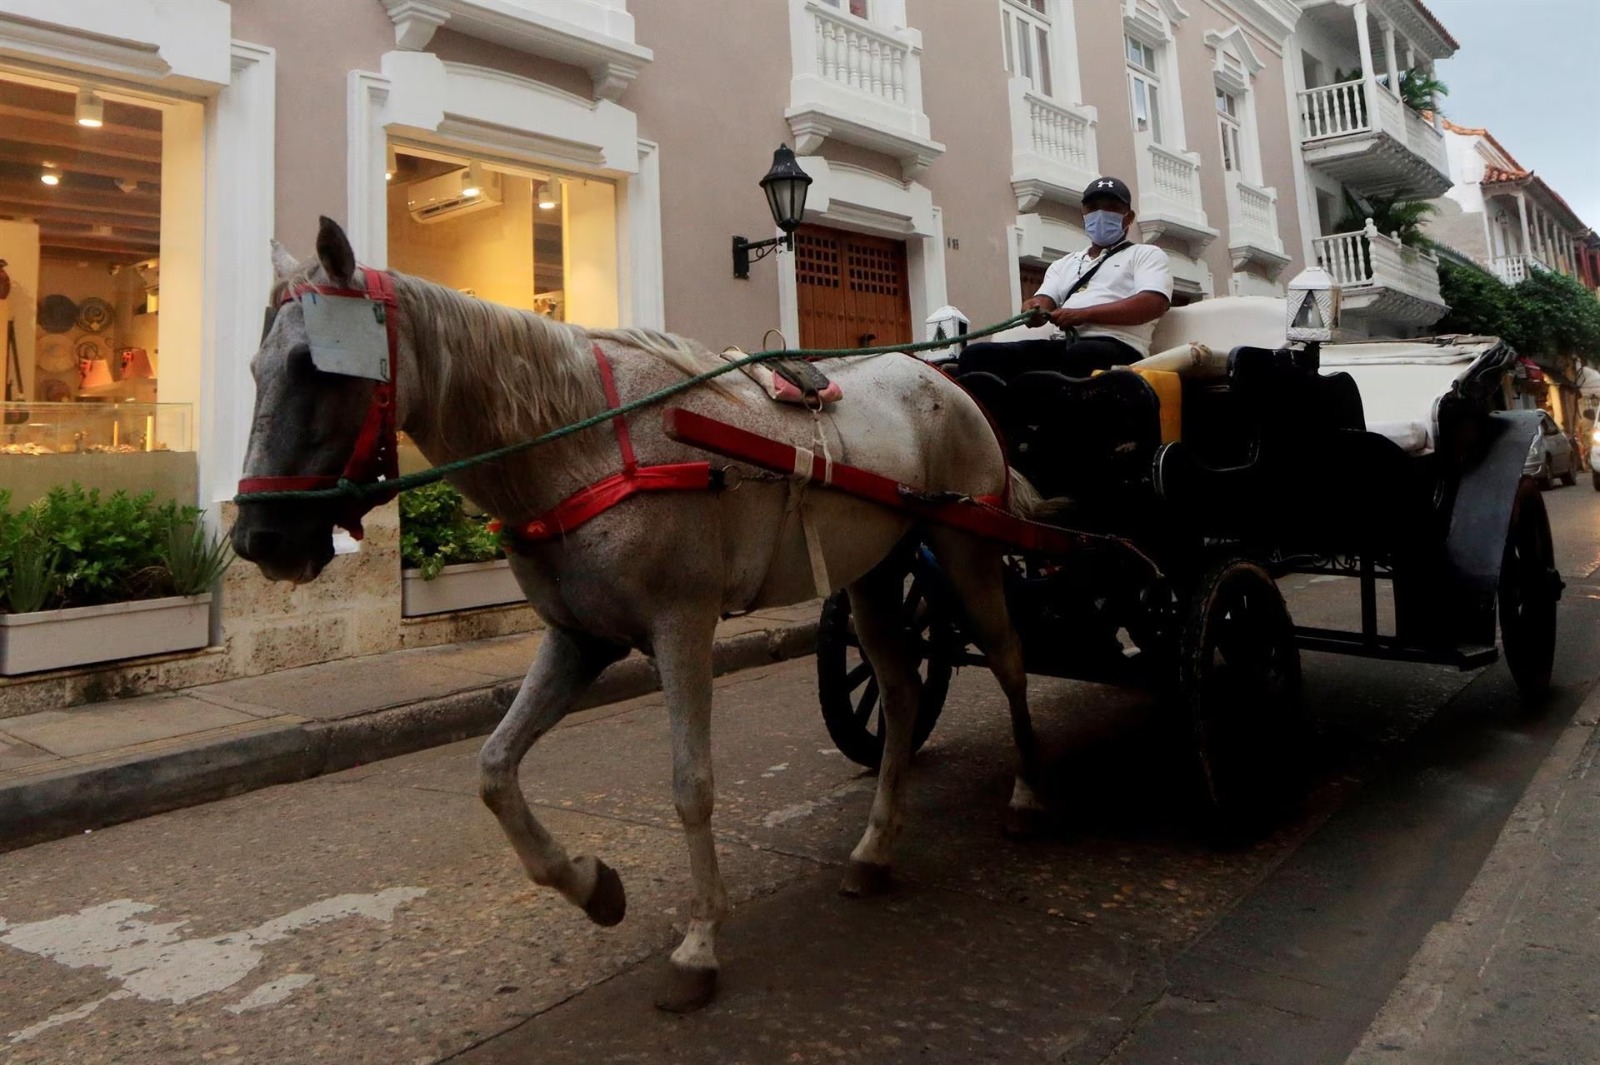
[1427,0,1600,227]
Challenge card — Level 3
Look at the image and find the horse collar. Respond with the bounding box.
[236,266,401,540]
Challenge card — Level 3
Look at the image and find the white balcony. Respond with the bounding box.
[1490,254,1548,285]
[1007,77,1098,212]
[785,0,943,178]
[1226,176,1288,278]
[1134,141,1217,255]
[1313,218,1446,327]
[1297,79,1450,199]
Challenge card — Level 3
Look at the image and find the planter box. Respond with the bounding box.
[402,559,523,617]
[0,594,212,676]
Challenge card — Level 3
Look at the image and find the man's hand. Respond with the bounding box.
[1047,306,1087,330]
[1021,296,1055,328]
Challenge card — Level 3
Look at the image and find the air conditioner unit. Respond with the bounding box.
[406,169,503,224]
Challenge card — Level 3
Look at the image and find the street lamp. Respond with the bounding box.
[732,145,813,279]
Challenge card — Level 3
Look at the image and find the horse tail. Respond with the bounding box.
[1005,468,1044,520]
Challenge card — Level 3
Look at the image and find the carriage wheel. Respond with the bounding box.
[1499,478,1560,700]
[816,572,956,770]
[1176,559,1304,837]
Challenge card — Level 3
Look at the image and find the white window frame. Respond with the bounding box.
[1216,87,1244,173]
[1121,0,1188,150]
[1205,26,1266,185]
[1001,0,1055,99]
[351,52,662,331]
[1125,33,1164,144]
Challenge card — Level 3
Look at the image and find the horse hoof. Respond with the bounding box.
[582,859,627,927]
[839,860,894,898]
[655,962,717,1013]
[1004,806,1050,841]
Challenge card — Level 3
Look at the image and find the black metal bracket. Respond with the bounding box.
[732,232,792,279]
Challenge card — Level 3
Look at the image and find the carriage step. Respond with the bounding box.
[1294,627,1499,670]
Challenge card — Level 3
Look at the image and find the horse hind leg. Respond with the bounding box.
[924,526,1047,838]
[479,627,629,924]
[839,554,926,898]
[651,610,728,1013]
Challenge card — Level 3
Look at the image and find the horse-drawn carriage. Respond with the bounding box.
[808,287,1562,823]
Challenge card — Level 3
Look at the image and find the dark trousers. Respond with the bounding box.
[954,336,1142,382]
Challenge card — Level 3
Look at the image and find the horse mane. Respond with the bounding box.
[387,272,730,466]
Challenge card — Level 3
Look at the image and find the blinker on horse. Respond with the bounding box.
[234,216,1044,1012]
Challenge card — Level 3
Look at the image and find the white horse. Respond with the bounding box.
[233,217,1044,1011]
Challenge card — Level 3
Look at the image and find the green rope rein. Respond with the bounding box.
[234,311,1035,505]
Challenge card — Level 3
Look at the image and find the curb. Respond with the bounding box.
[0,619,818,853]
[1346,679,1600,1063]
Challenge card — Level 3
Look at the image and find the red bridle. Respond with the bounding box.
[236,266,400,540]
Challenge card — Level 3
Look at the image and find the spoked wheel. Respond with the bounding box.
[1176,559,1304,838]
[1499,478,1561,701]
[816,569,957,770]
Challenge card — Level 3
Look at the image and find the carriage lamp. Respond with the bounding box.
[1286,264,1341,345]
[732,145,813,279]
[923,306,970,360]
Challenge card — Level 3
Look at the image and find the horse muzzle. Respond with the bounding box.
[231,509,336,584]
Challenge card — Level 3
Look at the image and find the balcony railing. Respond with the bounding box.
[1226,176,1283,258]
[1490,254,1548,285]
[785,0,940,175]
[1149,142,1202,211]
[1007,78,1098,210]
[810,3,907,106]
[1313,219,1442,304]
[1299,78,1370,139]
[1022,89,1092,171]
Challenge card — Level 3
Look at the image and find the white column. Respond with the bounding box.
[1381,21,1400,97]
[1352,1,1380,119]
[1518,191,1532,259]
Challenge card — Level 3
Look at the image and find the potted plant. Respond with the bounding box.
[0,485,233,675]
[399,481,522,617]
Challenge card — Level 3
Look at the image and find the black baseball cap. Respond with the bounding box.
[1082,176,1132,207]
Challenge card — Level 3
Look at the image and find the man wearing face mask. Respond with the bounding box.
[956,177,1172,381]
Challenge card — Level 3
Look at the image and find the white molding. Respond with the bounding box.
[1008,77,1100,211]
[1123,0,1188,42]
[620,139,664,329]
[777,155,944,346]
[377,0,652,101]
[1015,211,1087,263]
[1205,25,1265,85]
[200,40,276,512]
[0,0,232,89]
[381,54,640,175]
[1212,0,1299,43]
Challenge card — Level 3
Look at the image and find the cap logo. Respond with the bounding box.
[1095,180,1117,188]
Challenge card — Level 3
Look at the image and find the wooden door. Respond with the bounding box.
[1019,261,1047,305]
[795,225,911,350]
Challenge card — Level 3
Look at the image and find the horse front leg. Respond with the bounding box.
[839,555,925,898]
[651,611,728,1013]
[479,626,629,922]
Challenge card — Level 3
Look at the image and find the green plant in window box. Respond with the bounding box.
[0,485,233,613]
[399,481,504,580]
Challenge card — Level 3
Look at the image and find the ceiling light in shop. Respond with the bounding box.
[75,88,104,127]
[40,164,60,186]
[461,162,484,199]
[538,180,561,210]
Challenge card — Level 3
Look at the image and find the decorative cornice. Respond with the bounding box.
[378,0,652,102]
[786,107,944,181]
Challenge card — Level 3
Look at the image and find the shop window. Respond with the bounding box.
[0,71,200,506]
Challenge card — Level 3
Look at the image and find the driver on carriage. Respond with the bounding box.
[955,176,1174,382]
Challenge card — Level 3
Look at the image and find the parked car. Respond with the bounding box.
[1524,410,1578,488]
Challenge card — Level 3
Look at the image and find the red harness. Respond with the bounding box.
[496,344,713,542]
[236,267,400,539]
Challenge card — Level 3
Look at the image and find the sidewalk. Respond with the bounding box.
[1348,680,1600,1064]
[0,602,820,852]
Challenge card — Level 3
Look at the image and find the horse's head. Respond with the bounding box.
[232,217,397,583]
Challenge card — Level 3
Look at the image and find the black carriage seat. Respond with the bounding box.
[962,368,1164,507]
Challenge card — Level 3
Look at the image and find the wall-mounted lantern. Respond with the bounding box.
[732,145,813,279]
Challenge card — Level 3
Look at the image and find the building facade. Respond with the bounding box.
[0,0,1466,704]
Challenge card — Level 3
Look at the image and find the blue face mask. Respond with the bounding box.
[1085,209,1127,247]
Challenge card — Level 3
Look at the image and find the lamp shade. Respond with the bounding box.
[80,357,113,390]
[1285,264,1340,344]
[759,145,812,234]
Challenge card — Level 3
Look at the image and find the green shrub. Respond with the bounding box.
[399,481,503,580]
[0,485,231,613]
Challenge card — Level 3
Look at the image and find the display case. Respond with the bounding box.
[0,401,197,505]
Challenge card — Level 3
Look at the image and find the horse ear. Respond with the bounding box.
[269,239,300,283]
[315,216,357,287]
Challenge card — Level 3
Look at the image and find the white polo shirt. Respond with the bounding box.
[1035,243,1174,358]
